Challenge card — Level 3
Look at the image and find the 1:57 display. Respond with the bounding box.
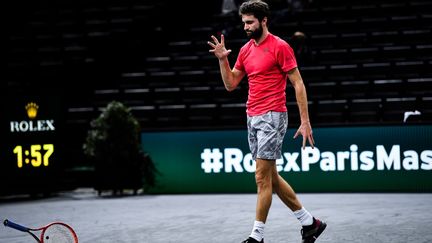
[13,144,54,168]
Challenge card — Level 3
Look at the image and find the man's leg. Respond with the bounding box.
[271,164,302,211]
[271,164,313,224]
[271,164,327,243]
[255,158,275,223]
[243,158,274,243]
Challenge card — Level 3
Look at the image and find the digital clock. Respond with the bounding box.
[13,144,54,168]
[6,100,58,172]
[2,89,66,196]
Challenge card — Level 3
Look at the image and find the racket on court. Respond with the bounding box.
[4,219,78,243]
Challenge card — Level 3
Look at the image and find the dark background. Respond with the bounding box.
[4,0,432,195]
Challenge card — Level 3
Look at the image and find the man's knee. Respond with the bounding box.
[255,169,272,188]
[255,159,276,187]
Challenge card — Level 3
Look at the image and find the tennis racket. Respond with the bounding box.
[4,219,78,243]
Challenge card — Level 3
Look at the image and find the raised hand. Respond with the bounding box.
[208,34,232,60]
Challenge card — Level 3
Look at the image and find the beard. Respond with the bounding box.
[246,24,263,40]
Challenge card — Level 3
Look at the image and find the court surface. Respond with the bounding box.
[1,189,431,242]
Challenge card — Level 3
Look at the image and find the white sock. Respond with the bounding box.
[293,207,313,226]
[249,220,265,241]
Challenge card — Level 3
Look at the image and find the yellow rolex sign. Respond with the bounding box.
[2,89,65,196]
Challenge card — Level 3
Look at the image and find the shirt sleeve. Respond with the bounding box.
[277,41,297,73]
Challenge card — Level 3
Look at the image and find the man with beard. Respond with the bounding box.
[207,0,327,242]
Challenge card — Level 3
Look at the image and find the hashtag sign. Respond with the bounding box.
[201,148,224,173]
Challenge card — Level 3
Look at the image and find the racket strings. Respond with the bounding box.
[43,224,77,243]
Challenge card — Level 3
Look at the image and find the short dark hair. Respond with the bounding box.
[239,0,270,22]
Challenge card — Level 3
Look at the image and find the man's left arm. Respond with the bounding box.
[287,67,315,149]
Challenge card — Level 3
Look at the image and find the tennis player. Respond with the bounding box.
[207,0,326,242]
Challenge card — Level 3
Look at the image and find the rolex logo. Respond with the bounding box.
[25,102,39,119]
[10,102,55,132]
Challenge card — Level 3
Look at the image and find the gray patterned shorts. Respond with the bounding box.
[247,111,288,160]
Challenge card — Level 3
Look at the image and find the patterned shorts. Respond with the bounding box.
[247,111,288,160]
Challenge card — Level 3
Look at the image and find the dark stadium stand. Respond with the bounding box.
[5,0,432,177]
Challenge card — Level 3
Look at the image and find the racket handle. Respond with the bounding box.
[3,219,30,232]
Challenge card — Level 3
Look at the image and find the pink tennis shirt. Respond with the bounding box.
[234,33,297,116]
